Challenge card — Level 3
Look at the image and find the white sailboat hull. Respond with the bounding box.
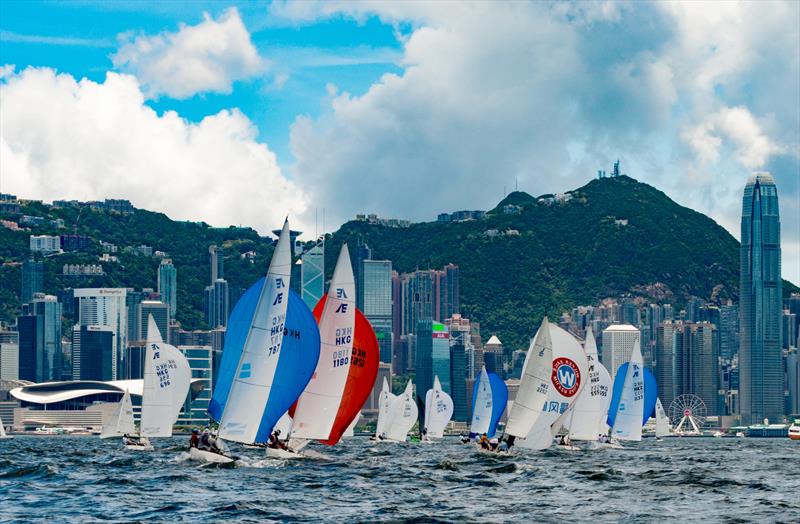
[125,443,154,451]
[265,447,331,460]
[188,447,235,464]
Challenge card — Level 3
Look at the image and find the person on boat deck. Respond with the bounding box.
[489,437,499,451]
[378,432,387,440]
[459,433,470,444]
[268,429,287,450]
[479,433,490,449]
[498,438,509,453]
[199,429,213,450]
[189,429,200,449]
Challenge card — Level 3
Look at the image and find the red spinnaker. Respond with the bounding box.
[311,293,379,446]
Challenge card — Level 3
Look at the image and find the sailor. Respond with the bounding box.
[498,438,509,453]
[459,432,470,444]
[268,429,287,450]
[489,437,499,451]
[479,433,490,449]
[199,429,212,450]
[421,428,429,442]
[189,429,200,449]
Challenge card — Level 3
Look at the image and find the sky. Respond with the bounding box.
[1,0,798,284]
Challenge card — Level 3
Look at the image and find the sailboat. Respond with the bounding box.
[654,398,671,439]
[100,389,135,441]
[608,339,645,442]
[469,366,508,441]
[344,411,361,438]
[0,413,12,440]
[372,377,396,441]
[562,327,612,449]
[122,315,191,451]
[516,323,588,450]
[422,375,454,441]
[501,319,555,451]
[381,379,418,442]
[278,244,379,457]
[204,220,321,463]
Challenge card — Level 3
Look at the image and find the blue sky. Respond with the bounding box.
[1,1,798,283]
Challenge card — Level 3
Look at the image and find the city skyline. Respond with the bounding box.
[1,2,798,284]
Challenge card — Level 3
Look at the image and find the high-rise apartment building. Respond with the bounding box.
[157,259,177,319]
[17,295,62,383]
[0,330,19,381]
[739,172,783,424]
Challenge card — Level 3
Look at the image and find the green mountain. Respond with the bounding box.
[1,175,796,351]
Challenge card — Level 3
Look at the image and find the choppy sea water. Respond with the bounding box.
[1,435,798,523]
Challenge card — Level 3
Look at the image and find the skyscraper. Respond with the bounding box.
[739,172,783,424]
[71,325,114,381]
[17,295,62,383]
[157,259,177,319]
[21,258,43,304]
[301,241,324,310]
[353,239,372,311]
[415,320,451,400]
[402,271,434,336]
[74,288,127,380]
[449,342,468,422]
[204,246,229,328]
[138,300,169,342]
[362,260,393,365]
[601,324,640,380]
[209,245,224,281]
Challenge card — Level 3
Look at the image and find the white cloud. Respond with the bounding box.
[0,67,307,234]
[280,0,799,283]
[112,8,265,99]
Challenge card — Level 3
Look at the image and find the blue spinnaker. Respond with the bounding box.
[254,288,320,443]
[208,277,263,422]
[208,279,321,442]
[471,371,508,438]
[607,364,658,428]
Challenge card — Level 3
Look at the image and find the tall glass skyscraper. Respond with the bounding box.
[157,259,177,318]
[362,260,393,364]
[301,242,324,310]
[21,258,43,304]
[739,172,783,425]
[415,320,451,401]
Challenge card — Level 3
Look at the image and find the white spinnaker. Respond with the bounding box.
[655,398,670,437]
[375,377,396,438]
[611,339,645,441]
[470,367,493,435]
[0,414,7,438]
[290,244,356,441]
[424,376,454,438]
[385,380,418,442]
[505,319,553,438]
[344,411,361,438]
[219,220,292,443]
[517,324,589,450]
[100,389,135,439]
[140,316,192,437]
[565,327,612,441]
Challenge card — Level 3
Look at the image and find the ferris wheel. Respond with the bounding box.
[667,394,707,435]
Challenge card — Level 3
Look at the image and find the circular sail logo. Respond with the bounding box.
[551,357,581,397]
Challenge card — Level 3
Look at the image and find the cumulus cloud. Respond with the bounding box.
[112,8,265,99]
[282,0,799,282]
[0,67,307,234]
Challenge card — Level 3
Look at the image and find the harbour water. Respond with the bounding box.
[1,436,798,522]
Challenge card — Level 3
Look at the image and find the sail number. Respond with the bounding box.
[332,348,349,368]
[155,360,177,389]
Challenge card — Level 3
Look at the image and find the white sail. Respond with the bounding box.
[274,412,293,436]
[565,327,612,441]
[384,380,418,442]
[344,411,361,438]
[100,389,135,439]
[140,315,192,437]
[517,324,589,450]
[291,244,356,441]
[219,220,293,443]
[374,377,396,438]
[470,367,493,435]
[505,318,553,438]
[424,375,454,439]
[655,398,670,437]
[0,414,7,438]
[611,339,645,441]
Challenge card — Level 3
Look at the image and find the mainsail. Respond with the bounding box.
[564,327,612,441]
[424,375,454,438]
[217,221,294,443]
[517,323,589,450]
[344,411,361,438]
[384,380,418,442]
[470,367,507,438]
[504,318,553,438]
[100,389,135,439]
[292,245,379,446]
[374,377,396,438]
[655,398,671,437]
[140,316,192,437]
[609,339,645,441]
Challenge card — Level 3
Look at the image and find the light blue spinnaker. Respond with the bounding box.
[470,370,508,438]
[606,364,657,428]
